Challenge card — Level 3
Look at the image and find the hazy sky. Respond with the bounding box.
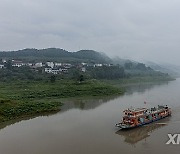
[0,0,180,65]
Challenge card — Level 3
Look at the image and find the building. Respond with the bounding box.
[45,68,52,73]
[46,62,54,68]
[0,64,4,69]
[2,59,6,63]
[12,60,26,67]
[35,62,43,68]
[54,63,62,67]
[44,68,61,74]
[94,64,103,67]
[81,67,86,72]
[81,62,87,66]
[63,63,72,69]
[27,63,33,67]
[51,69,60,75]
[59,68,68,73]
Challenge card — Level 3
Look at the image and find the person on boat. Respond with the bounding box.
[165,105,168,109]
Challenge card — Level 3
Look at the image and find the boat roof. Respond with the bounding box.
[124,108,147,113]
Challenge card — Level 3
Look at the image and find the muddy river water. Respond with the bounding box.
[0,79,180,154]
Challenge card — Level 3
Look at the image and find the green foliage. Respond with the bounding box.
[0,100,62,122]
[124,62,133,69]
[87,66,125,79]
[50,75,56,83]
[5,60,12,70]
[0,66,45,81]
[78,75,84,82]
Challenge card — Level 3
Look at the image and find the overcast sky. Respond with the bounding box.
[0,0,180,65]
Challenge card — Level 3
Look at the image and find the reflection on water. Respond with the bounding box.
[60,96,118,112]
[61,81,171,112]
[122,81,169,95]
[116,117,170,145]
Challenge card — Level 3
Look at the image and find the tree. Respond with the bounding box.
[50,75,56,83]
[124,62,133,69]
[6,60,12,70]
[78,74,84,82]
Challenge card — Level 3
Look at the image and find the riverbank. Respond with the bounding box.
[0,76,174,123]
[0,79,124,123]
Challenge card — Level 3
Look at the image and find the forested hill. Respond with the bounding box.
[0,48,112,63]
[0,48,174,80]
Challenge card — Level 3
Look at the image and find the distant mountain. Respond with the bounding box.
[144,61,180,77]
[0,48,112,63]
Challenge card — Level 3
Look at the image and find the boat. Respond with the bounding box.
[115,105,171,129]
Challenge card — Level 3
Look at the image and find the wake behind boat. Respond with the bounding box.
[116,105,171,129]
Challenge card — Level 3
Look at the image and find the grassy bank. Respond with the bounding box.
[0,76,173,123]
[0,79,123,123]
[0,100,62,122]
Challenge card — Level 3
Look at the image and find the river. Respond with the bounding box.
[0,79,180,154]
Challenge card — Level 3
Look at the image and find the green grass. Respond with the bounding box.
[0,79,124,123]
[0,100,62,122]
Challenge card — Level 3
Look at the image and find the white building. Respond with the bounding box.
[45,68,61,74]
[46,62,54,68]
[51,69,59,75]
[27,63,33,67]
[81,67,86,72]
[94,64,103,67]
[0,64,4,69]
[81,62,87,66]
[59,68,68,73]
[2,59,6,63]
[63,63,72,69]
[12,60,26,67]
[45,68,52,73]
[54,63,62,67]
[35,62,43,67]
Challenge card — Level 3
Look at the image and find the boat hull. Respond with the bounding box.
[116,114,171,130]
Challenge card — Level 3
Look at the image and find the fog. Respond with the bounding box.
[0,0,180,65]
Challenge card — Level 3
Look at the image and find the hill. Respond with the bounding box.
[0,48,112,63]
[0,48,174,80]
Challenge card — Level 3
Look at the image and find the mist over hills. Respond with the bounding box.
[144,61,180,77]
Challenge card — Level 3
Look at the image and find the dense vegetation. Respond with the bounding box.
[87,65,125,79]
[0,100,62,122]
[0,66,48,81]
[0,61,171,82]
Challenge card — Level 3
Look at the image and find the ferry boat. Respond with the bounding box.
[115,105,171,129]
